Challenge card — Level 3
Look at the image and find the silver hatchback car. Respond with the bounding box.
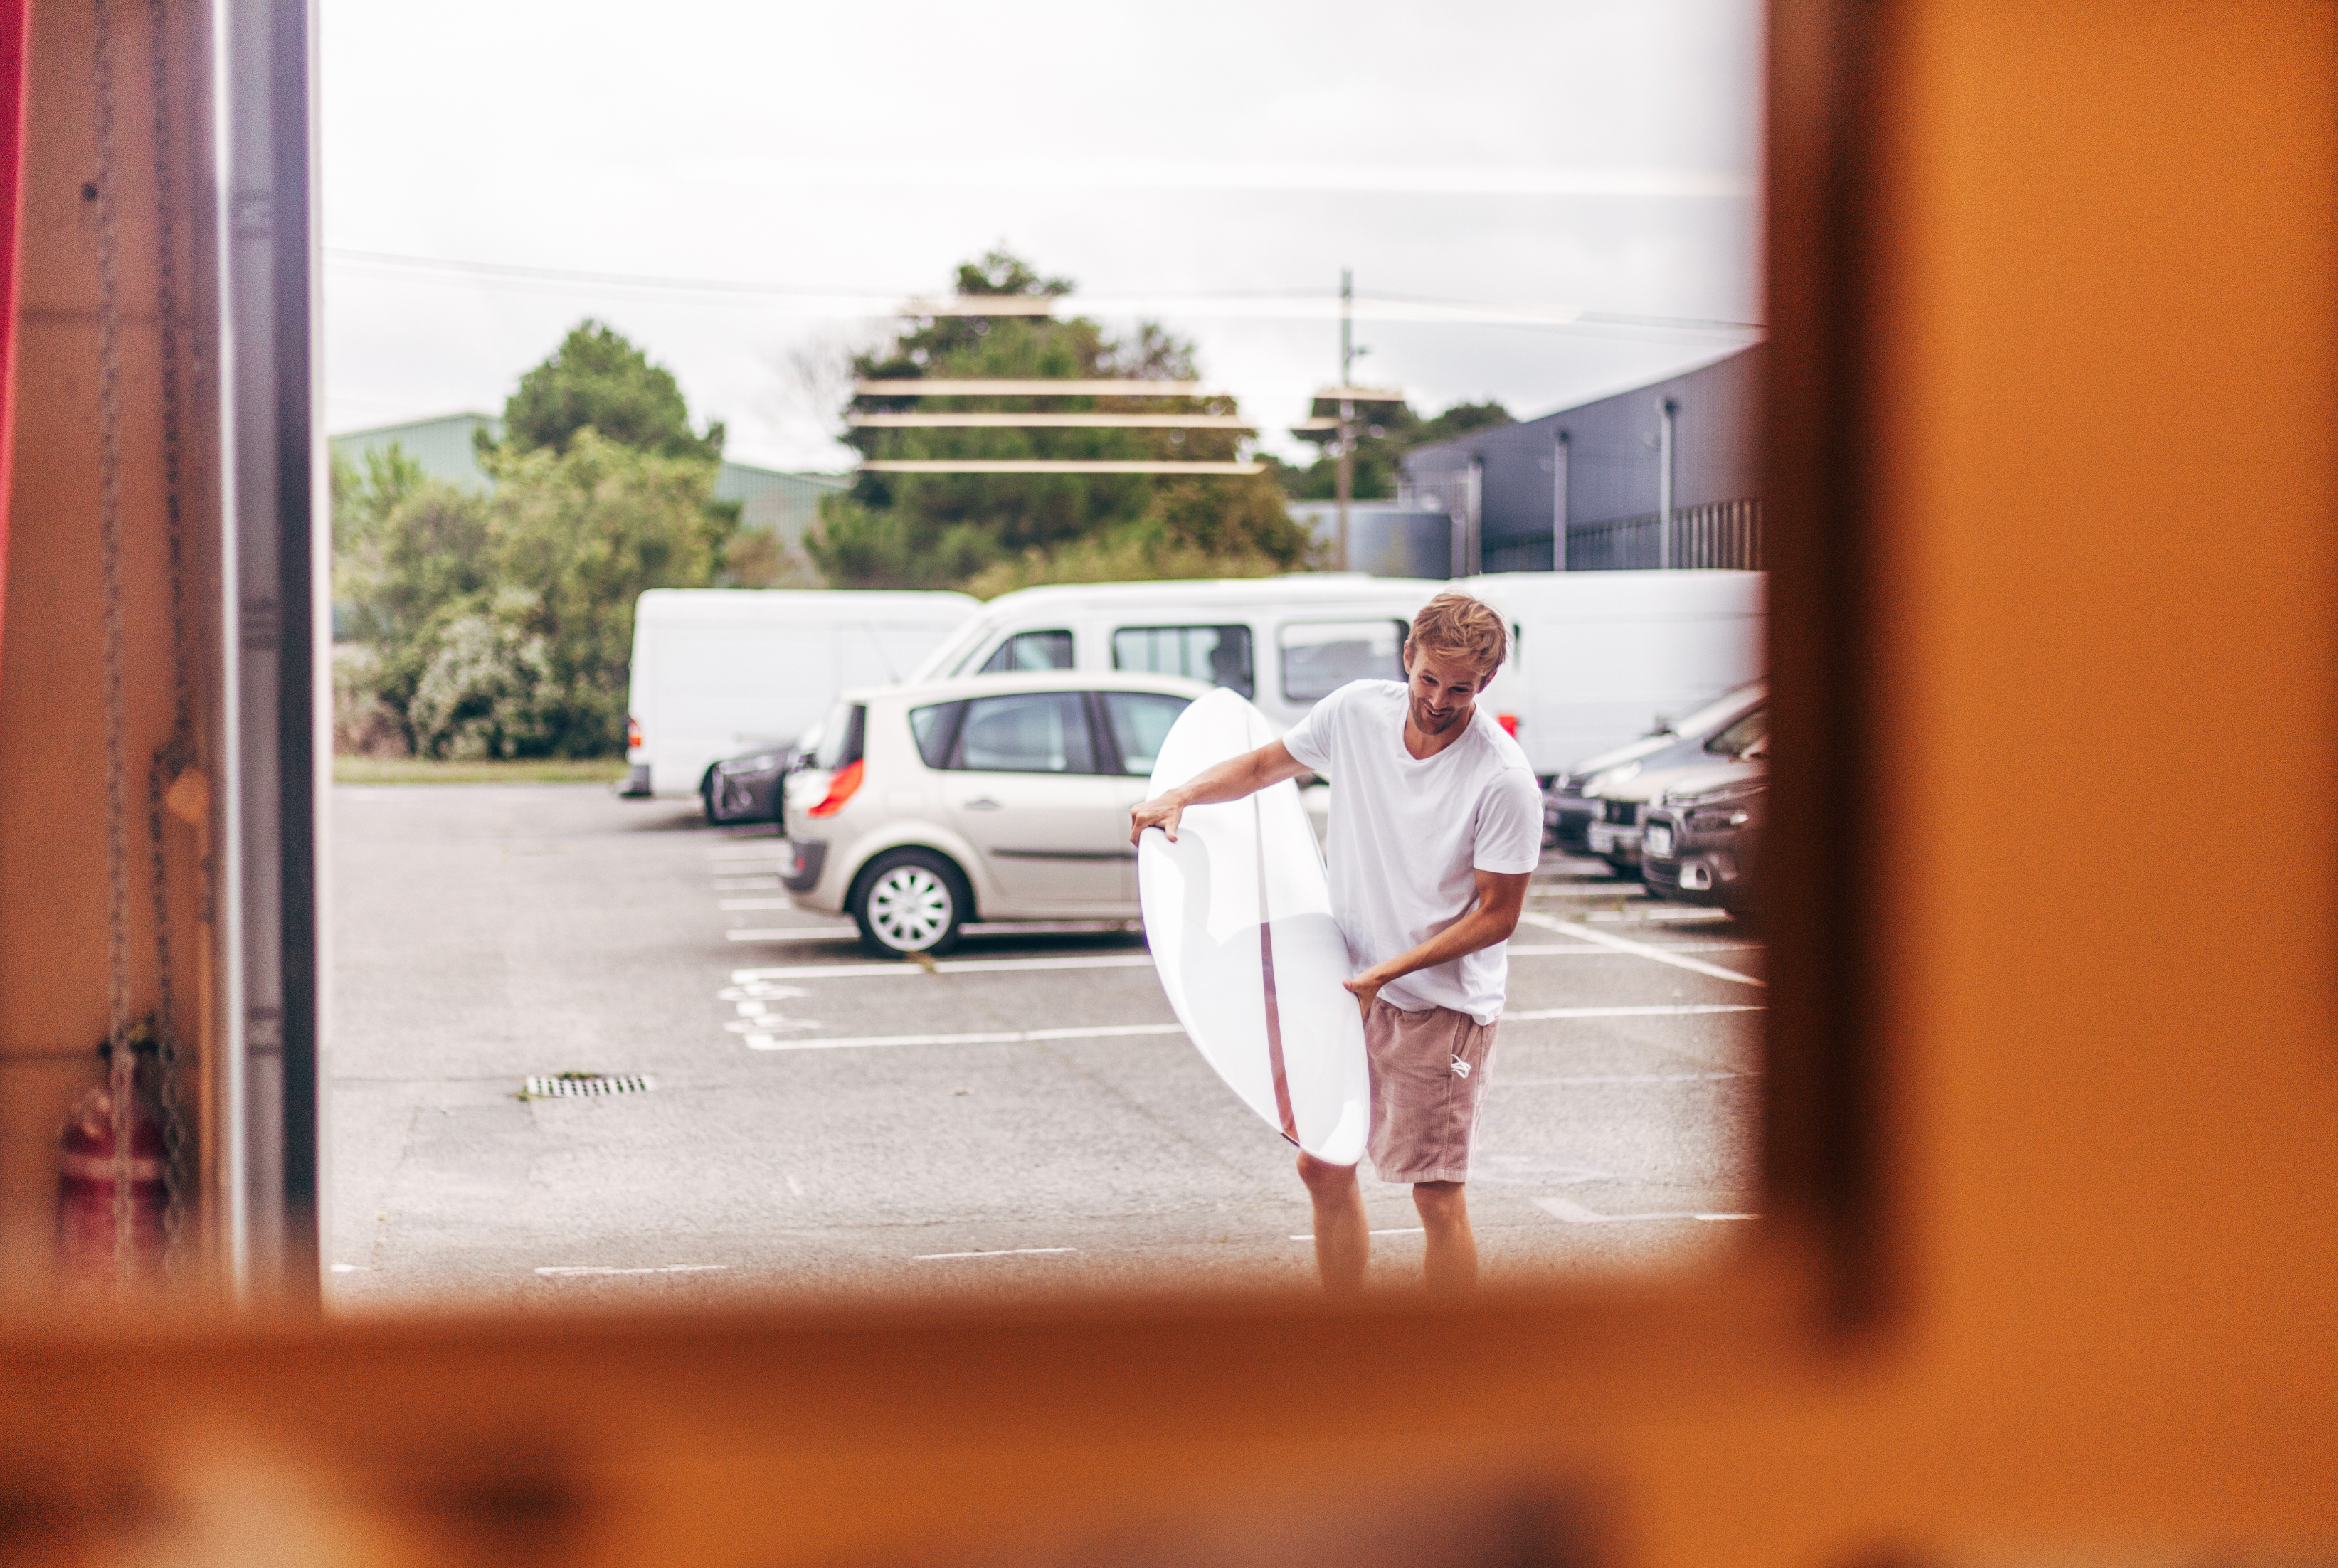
[778,669,1212,955]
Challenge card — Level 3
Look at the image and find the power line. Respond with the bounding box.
[320,248,1766,336]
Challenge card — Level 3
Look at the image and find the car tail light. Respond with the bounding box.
[807,758,864,818]
[625,715,643,750]
[1496,712,1520,738]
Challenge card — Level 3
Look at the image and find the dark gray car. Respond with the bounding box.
[702,743,799,825]
[1544,684,1767,865]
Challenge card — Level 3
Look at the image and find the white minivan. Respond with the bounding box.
[1463,569,1766,776]
[908,571,1766,776]
[623,588,979,799]
[905,576,1450,733]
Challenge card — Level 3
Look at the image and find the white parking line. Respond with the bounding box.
[1518,910,1766,987]
[1499,1071,1752,1086]
[712,876,783,891]
[719,898,800,911]
[741,1002,1761,1052]
[722,944,1750,987]
[1533,1197,1757,1224]
[744,1022,1187,1051]
[914,1247,1074,1260]
[1503,1004,1765,1022]
[726,926,859,942]
[1531,889,1646,899]
[704,849,789,862]
[1290,1227,1425,1240]
[727,920,1137,943]
[734,954,1158,982]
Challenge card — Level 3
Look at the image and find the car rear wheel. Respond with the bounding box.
[850,849,970,958]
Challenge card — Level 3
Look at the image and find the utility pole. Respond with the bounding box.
[1336,268,1355,571]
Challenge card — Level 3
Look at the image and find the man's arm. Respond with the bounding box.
[1128,739,1311,844]
[1340,868,1530,1018]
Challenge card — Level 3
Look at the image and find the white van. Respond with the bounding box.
[905,576,1449,733]
[624,589,979,798]
[1464,570,1766,776]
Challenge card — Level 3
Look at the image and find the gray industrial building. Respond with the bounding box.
[328,413,848,549]
[1401,344,1762,575]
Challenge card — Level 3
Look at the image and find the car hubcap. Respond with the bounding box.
[869,866,951,950]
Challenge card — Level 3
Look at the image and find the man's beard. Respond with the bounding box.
[1411,694,1468,735]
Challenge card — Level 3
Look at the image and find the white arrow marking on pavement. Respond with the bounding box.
[914,1247,1074,1260]
[1517,909,1767,987]
[1533,1197,1757,1224]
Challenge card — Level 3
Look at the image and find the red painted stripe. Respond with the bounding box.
[1255,795,1298,1144]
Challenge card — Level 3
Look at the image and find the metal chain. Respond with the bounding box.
[144,0,194,1268]
[89,0,137,1281]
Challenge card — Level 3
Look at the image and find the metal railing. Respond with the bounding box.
[1565,498,1764,572]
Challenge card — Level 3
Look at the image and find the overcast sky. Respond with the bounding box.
[319,0,1762,470]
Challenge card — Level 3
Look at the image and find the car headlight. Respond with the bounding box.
[1688,807,1752,831]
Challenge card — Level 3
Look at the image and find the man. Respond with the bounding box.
[1129,593,1539,1293]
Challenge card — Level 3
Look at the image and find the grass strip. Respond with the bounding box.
[334,756,627,785]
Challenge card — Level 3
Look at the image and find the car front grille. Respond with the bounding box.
[1603,798,1639,825]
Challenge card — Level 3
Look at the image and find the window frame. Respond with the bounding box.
[1091,687,1195,778]
[1109,623,1257,699]
[1276,617,1412,704]
[16,2,1894,1472]
[943,689,1104,777]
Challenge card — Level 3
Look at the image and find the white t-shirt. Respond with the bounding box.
[1280,680,1542,1024]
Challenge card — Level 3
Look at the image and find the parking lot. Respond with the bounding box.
[328,783,1764,1313]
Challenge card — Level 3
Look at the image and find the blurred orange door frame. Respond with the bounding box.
[0,0,26,668]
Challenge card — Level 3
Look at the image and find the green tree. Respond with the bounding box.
[808,248,1314,591]
[499,319,726,462]
[467,430,726,754]
[1273,398,1516,502]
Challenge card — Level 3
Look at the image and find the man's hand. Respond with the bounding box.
[1342,970,1389,1022]
[1129,790,1186,845]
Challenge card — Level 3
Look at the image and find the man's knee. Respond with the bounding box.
[1413,1180,1467,1222]
[1296,1153,1358,1196]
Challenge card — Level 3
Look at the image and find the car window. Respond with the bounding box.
[810,702,865,769]
[952,691,1097,774]
[1099,690,1193,776]
[977,629,1074,673]
[909,701,965,768]
[1111,625,1254,698]
[1705,706,1768,757]
[1279,618,1408,702]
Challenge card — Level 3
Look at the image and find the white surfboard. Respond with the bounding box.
[1136,688,1371,1165]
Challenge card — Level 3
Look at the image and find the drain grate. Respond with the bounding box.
[523,1071,655,1098]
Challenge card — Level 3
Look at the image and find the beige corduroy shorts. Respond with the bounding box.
[1363,997,1497,1185]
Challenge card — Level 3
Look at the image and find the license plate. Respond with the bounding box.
[1643,824,1675,857]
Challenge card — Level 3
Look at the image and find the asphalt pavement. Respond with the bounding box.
[327,783,1763,1314]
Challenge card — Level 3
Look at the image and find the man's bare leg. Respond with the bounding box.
[1414,1180,1477,1292]
[1296,1153,1368,1293]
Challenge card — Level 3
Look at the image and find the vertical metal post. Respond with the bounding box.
[1335,267,1353,572]
[1464,455,1483,578]
[214,0,322,1308]
[1552,430,1569,572]
[1657,397,1678,569]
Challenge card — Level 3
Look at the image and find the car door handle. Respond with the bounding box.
[963,798,1003,811]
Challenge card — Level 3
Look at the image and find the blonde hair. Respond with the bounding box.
[1407,592,1509,673]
